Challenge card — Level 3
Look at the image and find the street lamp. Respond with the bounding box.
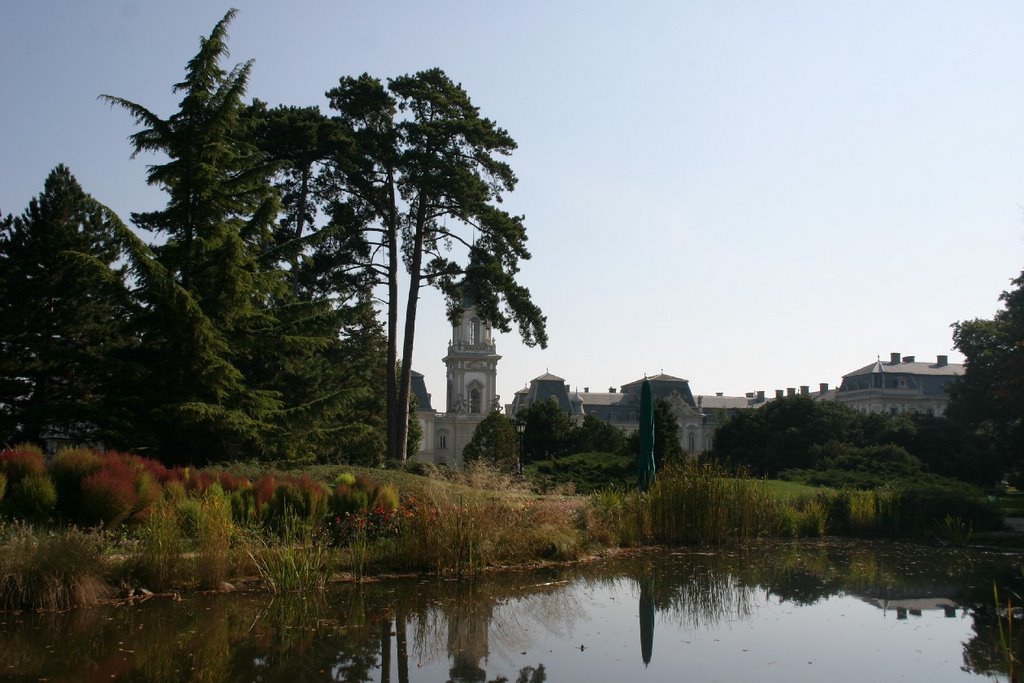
[515,416,526,476]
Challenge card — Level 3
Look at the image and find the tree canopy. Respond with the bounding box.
[0,165,131,446]
[949,270,1024,476]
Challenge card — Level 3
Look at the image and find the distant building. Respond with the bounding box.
[833,353,962,417]
[412,301,501,467]
[507,372,768,454]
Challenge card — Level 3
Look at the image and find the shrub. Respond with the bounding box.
[0,473,6,505]
[4,473,58,521]
[0,447,46,484]
[330,484,369,517]
[50,448,103,519]
[263,476,328,532]
[80,459,138,527]
[372,484,400,512]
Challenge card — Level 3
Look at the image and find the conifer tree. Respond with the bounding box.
[101,10,332,463]
[0,165,131,446]
[325,69,548,462]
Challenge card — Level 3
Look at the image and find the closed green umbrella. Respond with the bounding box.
[638,378,656,492]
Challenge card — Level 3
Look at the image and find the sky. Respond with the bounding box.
[3,1,1023,409]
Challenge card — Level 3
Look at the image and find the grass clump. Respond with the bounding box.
[248,514,333,592]
[0,525,113,611]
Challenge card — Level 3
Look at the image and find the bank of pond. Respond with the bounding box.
[0,445,1012,614]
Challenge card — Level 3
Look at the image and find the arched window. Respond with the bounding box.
[468,318,480,345]
[470,388,481,414]
[688,433,696,453]
[437,431,448,450]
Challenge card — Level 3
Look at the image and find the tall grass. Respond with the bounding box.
[642,461,778,545]
[196,486,235,589]
[248,513,334,593]
[0,525,113,611]
[135,502,185,591]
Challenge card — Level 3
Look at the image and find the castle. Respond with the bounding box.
[411,304,963,466]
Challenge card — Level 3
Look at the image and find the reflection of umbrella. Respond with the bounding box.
[639,575,655,666]
[637,378,656,492]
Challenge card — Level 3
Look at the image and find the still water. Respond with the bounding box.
[2,540,1023,682]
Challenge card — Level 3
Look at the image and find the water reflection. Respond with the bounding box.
[1,540,1022,682]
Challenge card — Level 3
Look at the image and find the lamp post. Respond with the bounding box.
[515,416,526,476]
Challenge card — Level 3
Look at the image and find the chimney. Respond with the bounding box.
[757,390,765,402]
[936,355,948,367]
[902,355,915,364]
[890,352,901,365]
[819,382,829,393]
[787,387,796,397]
[800,385,810,396]
[775,389,784,399]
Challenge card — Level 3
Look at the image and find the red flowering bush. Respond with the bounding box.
[80,458,138,527]
[0,447,46,484]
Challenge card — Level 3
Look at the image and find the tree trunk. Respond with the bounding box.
[395,195,428,462]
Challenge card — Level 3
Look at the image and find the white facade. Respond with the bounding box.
[413,304,501,467]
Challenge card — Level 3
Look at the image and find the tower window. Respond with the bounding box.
[437,432,448,450]
[468,318,480,345]
[470,388,481,414]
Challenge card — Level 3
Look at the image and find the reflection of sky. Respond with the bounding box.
[419,581,988,683]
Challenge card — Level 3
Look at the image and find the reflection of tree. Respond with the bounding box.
[486,663,548,683]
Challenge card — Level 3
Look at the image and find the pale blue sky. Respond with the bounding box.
[3,1,1023,407]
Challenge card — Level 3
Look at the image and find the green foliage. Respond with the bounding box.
[519,399,575,462]
[50,447,103,519]
[4,474,57,522]
[462,411,519,468]
[715,395,1000,486]
[528,451,634,493]
[325,67,547,463]
[0,166,132,447]
[571,414,626,454]
[950,269,1024,475]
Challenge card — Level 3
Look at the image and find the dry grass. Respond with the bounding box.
[0,524,113,611]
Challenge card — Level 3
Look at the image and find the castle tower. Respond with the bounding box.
[443,303,501,415]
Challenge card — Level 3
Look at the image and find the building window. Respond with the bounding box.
[437,432,448,450]
[469,318,480,345]
[688,433,696,452]
[889,407,898,416]
[470,388,481,414]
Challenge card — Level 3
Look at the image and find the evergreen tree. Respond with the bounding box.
[519,399,574,463]
[0,166,131,446]
[101,10,336,463]
[324,69,548,462]
[462,410,519,468]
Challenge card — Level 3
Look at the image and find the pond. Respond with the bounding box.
[1,539,1023,682]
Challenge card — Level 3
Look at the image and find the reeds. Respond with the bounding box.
[248,512,334,593]
[0,524,113,611]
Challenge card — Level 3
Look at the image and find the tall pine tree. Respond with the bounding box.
[102,10,332,463]
[324,69,548,462]
[0,165,132,447]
